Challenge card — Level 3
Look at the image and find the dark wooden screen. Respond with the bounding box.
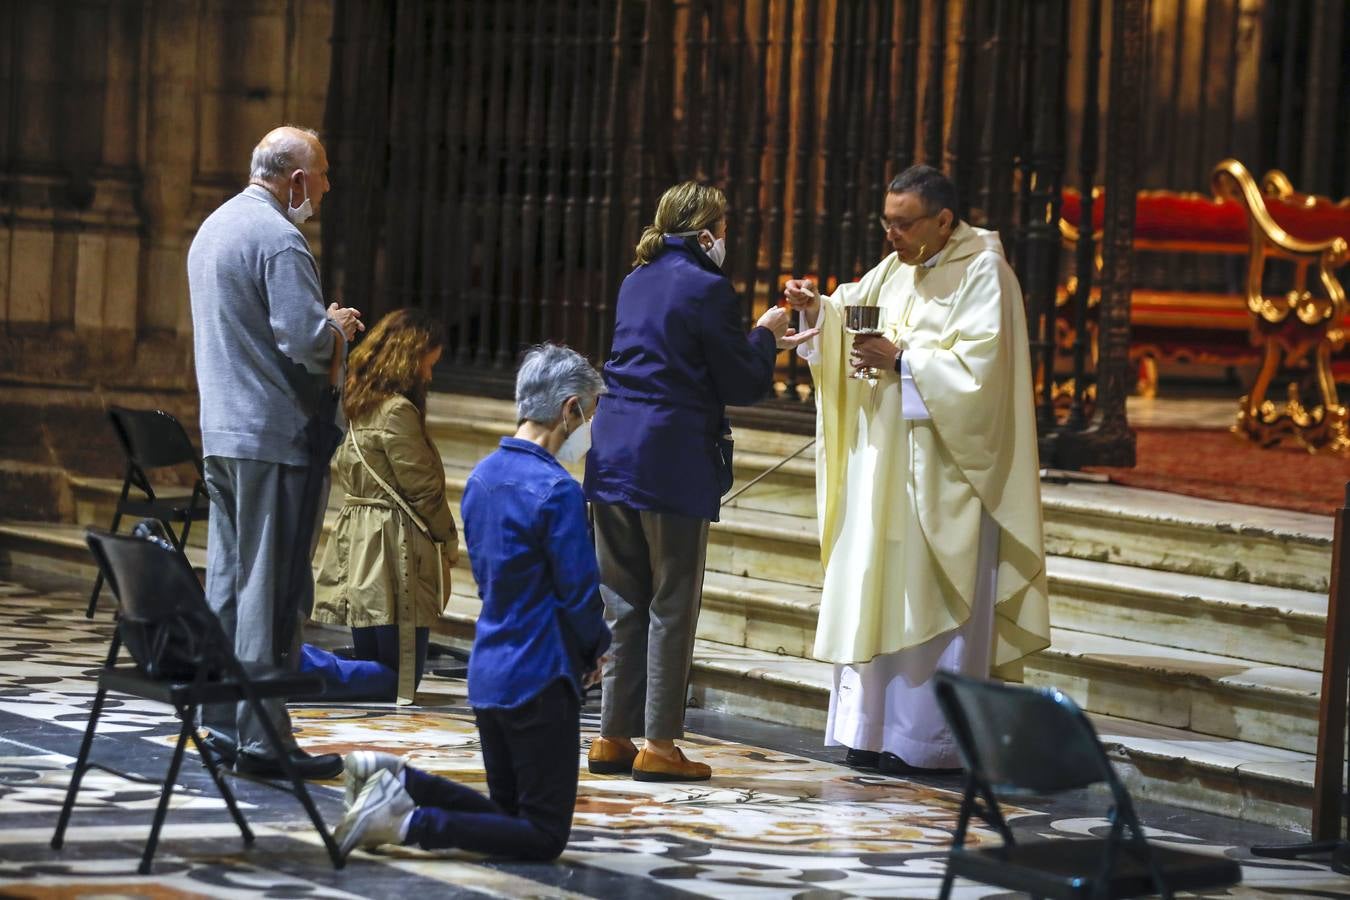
[322,0,1150,466]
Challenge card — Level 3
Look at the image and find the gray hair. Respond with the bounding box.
[515,344,605,424]
[888,164,962,225]
[249,126,320,181]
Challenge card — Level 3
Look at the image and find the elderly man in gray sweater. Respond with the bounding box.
[189,126,362,780]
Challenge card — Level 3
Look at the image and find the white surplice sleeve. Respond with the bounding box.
[796,332,820,364]
[899,354,930,420]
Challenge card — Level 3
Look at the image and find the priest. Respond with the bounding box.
[785,165,1049,774]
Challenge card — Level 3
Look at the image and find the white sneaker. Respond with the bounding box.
[343,750,406,811]
[334,769,415,858]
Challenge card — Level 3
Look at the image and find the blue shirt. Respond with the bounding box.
[462,437,611,709]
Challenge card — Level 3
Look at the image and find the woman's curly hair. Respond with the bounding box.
[343,307,447,424]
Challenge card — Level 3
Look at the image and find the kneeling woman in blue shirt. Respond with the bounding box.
[334,343,611,861]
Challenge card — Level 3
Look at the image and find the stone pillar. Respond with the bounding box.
[140,0,201,338]
[0,0,334,523]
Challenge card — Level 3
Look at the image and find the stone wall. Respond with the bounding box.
[0,0,332,517]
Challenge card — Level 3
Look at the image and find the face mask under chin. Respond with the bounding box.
[287,180,314,225]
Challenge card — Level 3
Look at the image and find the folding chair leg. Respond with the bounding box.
[85,572,107,619]
[1120,802,1173,900]
[939,781,978,900]
[138,715,194,874]
[51,684,111,849]
[188,726,253,845]
[977,783,1016,845]
[249,696,344,869]
[86,511,124,618]
[176,517,193,551]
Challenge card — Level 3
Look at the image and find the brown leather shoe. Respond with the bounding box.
[632,746,712,782]
[587,737,638,775]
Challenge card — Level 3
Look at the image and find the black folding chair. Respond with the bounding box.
[933,671,1241,899]
[86,407,210,618]
[52,526,343,874]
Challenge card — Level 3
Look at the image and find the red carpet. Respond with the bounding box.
[1087,428,1350,517]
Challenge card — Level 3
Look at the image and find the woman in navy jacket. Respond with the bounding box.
[584,181,815,781]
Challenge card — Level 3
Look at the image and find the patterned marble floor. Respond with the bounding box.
[1,567,1348,899]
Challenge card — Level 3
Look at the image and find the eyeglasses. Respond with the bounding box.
[878,213,933,234]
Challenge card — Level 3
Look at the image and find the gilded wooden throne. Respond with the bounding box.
[1211,158,1350,455]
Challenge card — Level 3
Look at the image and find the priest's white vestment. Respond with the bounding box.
[802,222,1050,767]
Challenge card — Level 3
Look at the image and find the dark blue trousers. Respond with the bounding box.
[404,679,580,860]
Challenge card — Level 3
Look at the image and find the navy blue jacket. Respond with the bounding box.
[584,236,779,522]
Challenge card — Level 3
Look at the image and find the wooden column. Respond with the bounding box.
[1312,484,1350,839]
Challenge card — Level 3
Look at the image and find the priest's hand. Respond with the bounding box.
[784,278,821,326]
[777,326,821,350]
[851,333,900,373]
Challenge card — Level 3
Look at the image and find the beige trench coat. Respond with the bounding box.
[313,394,459,702]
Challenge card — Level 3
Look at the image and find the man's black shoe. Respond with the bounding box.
[844,748,880,769]
[235,748,344,781]
[199,732,238,767]
[878,751,961,777]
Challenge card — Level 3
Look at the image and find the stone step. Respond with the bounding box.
[694,555,1327,674]
[691,575,1322,754]
[1041,481,1333,593]
[425,394,819,516]
[707,506,822,588]
[70,476,213,549]
[67,467,827,592]
[681,640,1317,833]
[425,393,1334,593]
[1,517,1320,832]
[1047,555,1325,671]
[26,488,1332,680]
[439,558,1318,755]
[1027,627,1321,755]
[429,391,1328,591]
[0,519,208,585]
[693,558,1327,673]
[68,393,1335,596]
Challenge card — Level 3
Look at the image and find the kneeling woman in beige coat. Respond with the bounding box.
[313,308,458,703]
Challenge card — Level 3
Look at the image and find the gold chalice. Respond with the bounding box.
[844,305,884,381]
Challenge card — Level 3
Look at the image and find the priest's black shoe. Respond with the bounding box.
[844,748,880,769]
[878,752,961,777]
[235,748,344,780]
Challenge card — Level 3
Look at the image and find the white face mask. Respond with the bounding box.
[668,229,726,269]
[287,178,313,225]
[706,236,727,269]
[556,404,592,463]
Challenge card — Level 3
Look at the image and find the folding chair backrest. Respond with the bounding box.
[934,671,1114,794]
[107,407,202,473]
[85,527,229,680]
